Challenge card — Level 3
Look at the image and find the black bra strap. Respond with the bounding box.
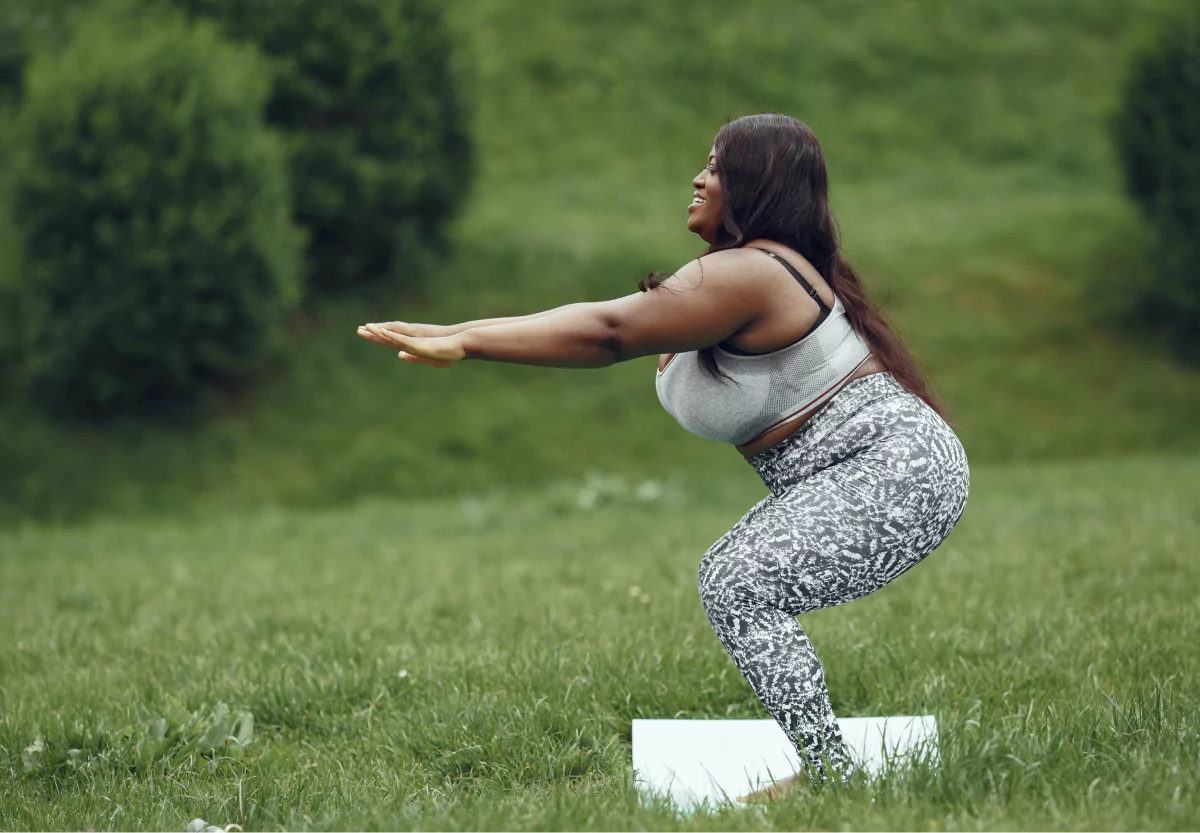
[754,248,832,323]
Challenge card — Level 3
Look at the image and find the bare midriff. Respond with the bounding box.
[656,352,885,458]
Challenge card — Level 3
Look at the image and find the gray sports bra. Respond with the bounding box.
[655,249,872,445]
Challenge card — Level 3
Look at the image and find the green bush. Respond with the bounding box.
[170,0,474,291]
[0,113,20,373]
[0,0,89,372]
[11,6,303,416]
[1112,1,1200,355]
[0,0,90,110]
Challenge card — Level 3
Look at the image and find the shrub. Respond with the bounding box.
[1112,1,1200,356]
[11,5,303,416]
[170,0,474,291]
[0,0,90,110]
[0,120,20,372]
[0,0,89,374]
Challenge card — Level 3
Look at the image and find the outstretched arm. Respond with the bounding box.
[365,252,769,369]
[357,304,575,349]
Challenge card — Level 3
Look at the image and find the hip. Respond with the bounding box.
[746,371,969,502]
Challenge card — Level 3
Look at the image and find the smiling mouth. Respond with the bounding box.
[690,193,707,208]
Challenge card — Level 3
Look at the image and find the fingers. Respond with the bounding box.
[357,325,391,347]
[398,351,451,369]
[357,328,385,347]
[361,323,407,348]
[358,323,453,367]
[375,322,411,338]
[362,324,422,355]
[380,329,426,357]
[358,322,410,342]
[381,329,415,352]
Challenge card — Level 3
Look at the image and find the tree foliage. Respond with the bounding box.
[171,0,474,290]
[1113,1,1200,355]
[11,7,302,415]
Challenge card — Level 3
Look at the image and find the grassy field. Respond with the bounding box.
[2,456,1198,830]
[3,0,1200,525]
[3,0,1200,829]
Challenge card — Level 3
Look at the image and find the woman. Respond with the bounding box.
[357,114,970,799]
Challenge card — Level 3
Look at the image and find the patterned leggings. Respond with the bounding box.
[698,372,970,780]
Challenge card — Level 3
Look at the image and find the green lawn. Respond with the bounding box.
[4,0,1200,525]
[2,455,1198,830]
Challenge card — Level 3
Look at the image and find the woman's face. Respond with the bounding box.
[686,145,722,244]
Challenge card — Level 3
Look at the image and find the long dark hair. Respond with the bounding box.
[640,113,948,421]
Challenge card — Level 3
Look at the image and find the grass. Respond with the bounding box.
[3,0,1200,525]
[1,455,1198,829]
[2,0,1199,828]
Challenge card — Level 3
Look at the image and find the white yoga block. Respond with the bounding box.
[632,716,939,811]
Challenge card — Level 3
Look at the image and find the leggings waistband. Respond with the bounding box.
[746,371,914,489]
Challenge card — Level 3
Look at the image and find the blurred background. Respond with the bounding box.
[0,0,1197,525]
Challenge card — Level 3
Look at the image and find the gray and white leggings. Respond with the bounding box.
[698,372,970,780]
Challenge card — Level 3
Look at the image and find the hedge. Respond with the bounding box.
[1112,1,1200,355]
[11,5,303,415]
[171,0,474,290]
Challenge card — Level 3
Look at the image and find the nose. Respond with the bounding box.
[693,169,706,189]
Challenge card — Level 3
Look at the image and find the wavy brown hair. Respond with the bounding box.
[640,113,948,421]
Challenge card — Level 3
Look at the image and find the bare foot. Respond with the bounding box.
[737,772,806,803]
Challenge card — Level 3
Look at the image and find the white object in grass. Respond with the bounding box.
[185,820,243,833]
[632,716,938,811]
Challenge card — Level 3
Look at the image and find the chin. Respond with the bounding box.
[688,223,716,245]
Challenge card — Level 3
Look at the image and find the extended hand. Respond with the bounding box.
[357,321,451,349]
[357,323,465,368]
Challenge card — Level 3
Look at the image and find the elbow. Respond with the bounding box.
[597,330,623,366]
[595,313,628,365]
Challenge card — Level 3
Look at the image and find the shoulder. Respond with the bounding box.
[665,246,776,293]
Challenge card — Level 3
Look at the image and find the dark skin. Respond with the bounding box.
[357,144,883,459]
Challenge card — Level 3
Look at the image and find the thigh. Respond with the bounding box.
[703,407,969,617]
[826,400,971,555]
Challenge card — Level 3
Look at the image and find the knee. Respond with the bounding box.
[697,547,726,615]
[697,543,772,620]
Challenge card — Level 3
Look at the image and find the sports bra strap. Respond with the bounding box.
[754,248,832,321]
